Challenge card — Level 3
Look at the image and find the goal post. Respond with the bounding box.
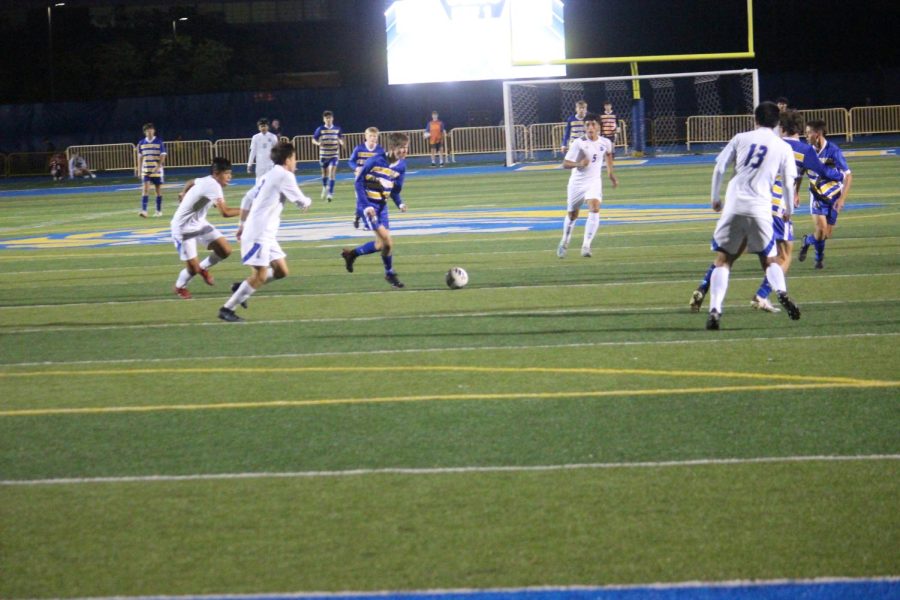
[502,68,759,166]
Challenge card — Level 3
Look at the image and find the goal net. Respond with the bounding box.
[502,68,758,165]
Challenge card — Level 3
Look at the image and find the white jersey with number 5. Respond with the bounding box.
[713,128,797,219]
[565,136,613,188]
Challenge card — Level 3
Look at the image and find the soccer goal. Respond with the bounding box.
[502,68,759,165]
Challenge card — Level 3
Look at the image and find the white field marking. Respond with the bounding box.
[2,454,898,486]
[26,577,900,600]
[2,298,895,336]
[0,209,135,234]
[2,332,897,369]
[1,271,896,312]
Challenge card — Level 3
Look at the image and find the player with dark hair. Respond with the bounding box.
[341,132,410,289]
[219,142,312,322]
[248,118,279,182]
[425,111,446,167]
[599,101,618,151]
[797,119,852,269]
[312,110,343,202]
[170,158,241,299]
[561,100,588,154]
[137,123,167,218]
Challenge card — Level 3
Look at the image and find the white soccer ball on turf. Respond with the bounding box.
[446,267,468,289]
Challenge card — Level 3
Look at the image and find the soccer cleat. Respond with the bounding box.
[705,309,721,330]
[798,241,810,262]
[556,243,567,259]
[139,210,148,218]
[385,272,405,288]
[173,286,192,300]
[341,249,357,273]
[777,292,801,320]
[353,215,360,229]
[751,295,781,313]
[689,289,706,313]
[154,211,162,217]
[814,261,824,270]
[198,268,214,286]
[581,246,592,258]
[231,282,248,308]
[218,307,244,322]
[327,194,333,203]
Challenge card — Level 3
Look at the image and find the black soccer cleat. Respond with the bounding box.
[689,289,706,313]
[814,260,824,270]
[341,249,357,273]
[798,241,810,262]
[777,292,801,321]
[353,215,360,229]
[231,282,248,309]
[218,306,244,323]
[705,309,721,330]
[385,272,405,289]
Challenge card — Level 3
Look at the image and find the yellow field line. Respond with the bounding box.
[2,381,898,417]
[0,365,879,385]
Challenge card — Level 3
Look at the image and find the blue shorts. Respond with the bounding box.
[143,175,163,185]
[772,215,793,242]
[359,201,389,230]
[811,197,839,226]
[320,157,338,168]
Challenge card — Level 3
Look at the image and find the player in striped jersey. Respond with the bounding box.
[600,101,618,152]
[751,111,844,310]
[341,132,409,289]
[797,119,852,269]
[312,110,343,202]
[137,123,167,218]
[348,127,385,229]
[560,100,588,154]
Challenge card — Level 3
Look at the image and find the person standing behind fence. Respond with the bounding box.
[247,118,279,182]
[137,123,167,218]
[312,110,343,203]
[425,110,446,167]
[600,101,618,153]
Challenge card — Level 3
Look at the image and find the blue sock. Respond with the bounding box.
[756,277,772,299]
[328,178,335,194]
[322,176,328,187]
[698,263,715,293]
[803,234,815,247]
[382,254,394,274]
[156,196,162,211]
[814,239,826,262]
[141,195,148,211]
[355,241,377,256]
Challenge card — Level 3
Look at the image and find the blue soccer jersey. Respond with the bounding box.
[356,154,406,209]
[138,136,166,178]
[562,114,587,148]
[772,138,844,218]
[807,139,849,204]
[349,142,385,170]
[313,125,343,160]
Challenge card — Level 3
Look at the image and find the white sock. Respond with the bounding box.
[709,266,730,313]
[224,281,257,310]
[583,212,600,247]
[765,263,787,293]
[266,267,275,283]
[199,253,222,270]
[175,268,192,288]
[561,216,574,246]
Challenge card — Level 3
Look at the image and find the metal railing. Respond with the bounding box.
[66,144,136,172]
[6,152,54,176]
[798,108,851,141]
[849,105,900,137]
[686,115,756,150]
[163,140,213,168]
[527,121,629,157]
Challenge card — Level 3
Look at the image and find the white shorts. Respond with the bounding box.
[712,213,776,257]
[172,225,223,261]
[240,238,285,267]
[566,182,603,211]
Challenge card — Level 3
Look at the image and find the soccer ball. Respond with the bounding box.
[446,267,468,289]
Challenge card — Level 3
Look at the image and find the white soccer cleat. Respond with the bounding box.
[320,187,327,200]
[154,210,162,217]
[139,210,148,218]
[556,243,567,259]
[581,246,592,258]
[751,295,781,313]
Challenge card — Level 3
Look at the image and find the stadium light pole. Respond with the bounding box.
[47,2,65,101]
[172,17,188,41]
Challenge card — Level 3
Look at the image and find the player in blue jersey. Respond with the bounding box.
[348,127,385,229]
[137,123,167,218]
[797,119,853,269]
[341,132,409,289]
[312,110,343,202]
[561,100,588,154]
[750,111,844,310]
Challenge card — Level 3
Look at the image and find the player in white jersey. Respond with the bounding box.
[170,158,241,299]
[218,142,312,322]
[557,113,617,259]
[703,102,800,330]
[247,118,279,181]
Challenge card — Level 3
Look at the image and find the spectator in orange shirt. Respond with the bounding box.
[424,110,446,167]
